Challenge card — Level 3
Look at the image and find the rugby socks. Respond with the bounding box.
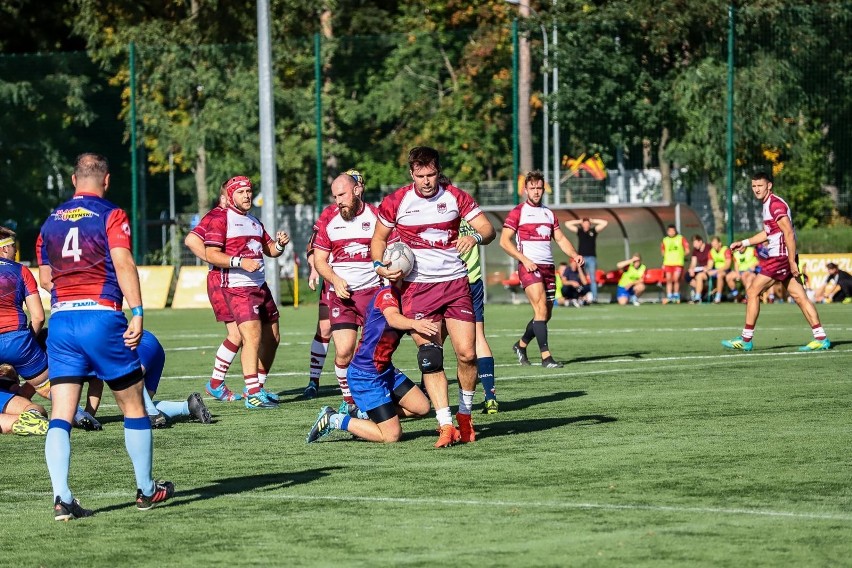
[45,419,73,504]
[210,339,239,390]
[741,324,755,341]
[532,320,549,353]
[520,320,535,347]
[142,389,158,416]
[478,356,496,401]
[258,371,268,389]
[309,334,330,384]
[435,406,453,427]
[244,373,261,395]
[811,325,827,341]
[458,389,475,415]
[154,400,189,419]
[124,416,155,497]
[335,365,354,404]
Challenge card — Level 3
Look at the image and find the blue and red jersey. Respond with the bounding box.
[36,193,132,309]
[0,259,38,333]
[350,285,405,374]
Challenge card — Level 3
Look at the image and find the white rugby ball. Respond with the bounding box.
[382,242,415,276]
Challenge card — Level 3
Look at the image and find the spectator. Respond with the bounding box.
[815,262,852,303]
[687,235,711,303]
[708,236,732,304]
[615,255,646,306]
[564,217,607,302]
[660,224,690,304]
[560,258,590,307]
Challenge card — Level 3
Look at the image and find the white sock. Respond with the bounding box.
[435,407,453,427]
[335,365,353,402]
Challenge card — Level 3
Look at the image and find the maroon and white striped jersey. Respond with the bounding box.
[204,207,272,288]
[378,183,483,283]
[313,201,382,291]
[762,193,794,258]
[503,201,559,265]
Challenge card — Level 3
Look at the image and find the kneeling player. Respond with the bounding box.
[0,363,48,435]
[306,283,438,444]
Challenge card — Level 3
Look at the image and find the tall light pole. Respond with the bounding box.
[552,0,560,204]
[257,0,279,302]
[506,0,548,187]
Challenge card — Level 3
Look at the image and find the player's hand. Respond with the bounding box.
[454,235,478,255]
[308,267,320,291]
[789,259,800,279]
[331,275,351,299]
[521,259,538,272]
[412,319,440,337]
[276,231,290,247]
[124,316,143,349]
[240,258,263,272]
[729,241,744,252]
[376,264,403,282]
[574,255,585,267]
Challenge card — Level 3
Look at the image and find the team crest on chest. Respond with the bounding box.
[362,221,371,232]
[437,203,447,214]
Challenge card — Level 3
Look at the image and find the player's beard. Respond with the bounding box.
[339,196,362,221]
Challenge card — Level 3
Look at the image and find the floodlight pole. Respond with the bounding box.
[257,0,279,301]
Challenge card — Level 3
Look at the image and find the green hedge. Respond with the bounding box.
[735,225,852,254]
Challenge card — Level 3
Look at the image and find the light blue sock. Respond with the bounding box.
[124,417,155,496]
[142,390,158,416]
[331,413,347,430]
[154,400,189,419]
[45,419,73,504]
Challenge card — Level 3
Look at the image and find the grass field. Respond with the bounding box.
[1,301,850,567]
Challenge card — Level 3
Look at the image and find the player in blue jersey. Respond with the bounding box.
[36,153,173,520]
[306,282,438,444]
[0,363,48,436]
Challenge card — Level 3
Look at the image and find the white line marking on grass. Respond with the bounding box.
[2,489,848,522]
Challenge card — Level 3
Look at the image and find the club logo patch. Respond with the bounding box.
[362,222,371,231]
[437,203,447,214]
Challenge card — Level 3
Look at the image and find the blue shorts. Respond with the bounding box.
[469,279,485,323]
[348,365,409,413]
[0,329,48,380]
[616,285,635,299]
[0,390,15,413]
[137,331,165,393]
[47,311,141,382]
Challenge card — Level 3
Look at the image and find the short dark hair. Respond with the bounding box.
[524,170,545,186]
[408,146,441,172]
[827,262,838,269]
[74,153,109,179]
[0,225,16,240]
[667,224,677,231]
[752,171,772,183]
[692,234,704,242]
[581,217,590,223]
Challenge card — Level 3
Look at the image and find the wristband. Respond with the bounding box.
[741,239,751,247]
[473,232,483,244]
[131,306,144,317]
[275,242,285,252]
[373,260,385,270]
[230,256,241,268]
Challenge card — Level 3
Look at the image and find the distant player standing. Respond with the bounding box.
[722,172,830,352]
[501,171,584,369]
[203,176,291,409]
[37,152,173,519]
[184,185,244,402]
[372,146,496,447]
[660,224,689,304]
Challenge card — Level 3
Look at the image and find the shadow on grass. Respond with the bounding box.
[495,390,587,413]
[404,414,616,442]
[567,351,649,364]
[273,385,341,404]
[94,467,341,514]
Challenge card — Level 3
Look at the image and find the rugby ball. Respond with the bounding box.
[382,242,415,276]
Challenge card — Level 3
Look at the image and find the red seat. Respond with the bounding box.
[604,270,622,285]
[595,269,607,286]
[502,270,521,287]
[643,268,665,285]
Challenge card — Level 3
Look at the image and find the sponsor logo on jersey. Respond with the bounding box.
[52,207,98,222]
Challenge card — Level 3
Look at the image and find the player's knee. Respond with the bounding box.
[418,342,443,374]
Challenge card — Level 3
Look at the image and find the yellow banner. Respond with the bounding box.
[171,266,212,309]
[30,265,174,311]
[799,253,852,290]
[28,267,51,310]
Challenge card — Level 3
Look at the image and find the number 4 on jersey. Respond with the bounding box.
[62,227,82,262]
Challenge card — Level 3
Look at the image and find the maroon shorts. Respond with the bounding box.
[223,283,280,325]
[319,280,331,310]
[207,270,233,322]
[401,277,474,323]
[759,255,794,281]
[519,263,557,302]
[329,286,380,329]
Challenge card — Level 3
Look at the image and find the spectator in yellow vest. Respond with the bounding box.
[660,225,689,304]
[708,236,732,303]
[615,255,646,306]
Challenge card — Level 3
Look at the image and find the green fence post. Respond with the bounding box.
[512,19,519,205]
[129,42,139,262]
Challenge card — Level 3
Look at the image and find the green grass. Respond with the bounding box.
[1,302,850,567]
